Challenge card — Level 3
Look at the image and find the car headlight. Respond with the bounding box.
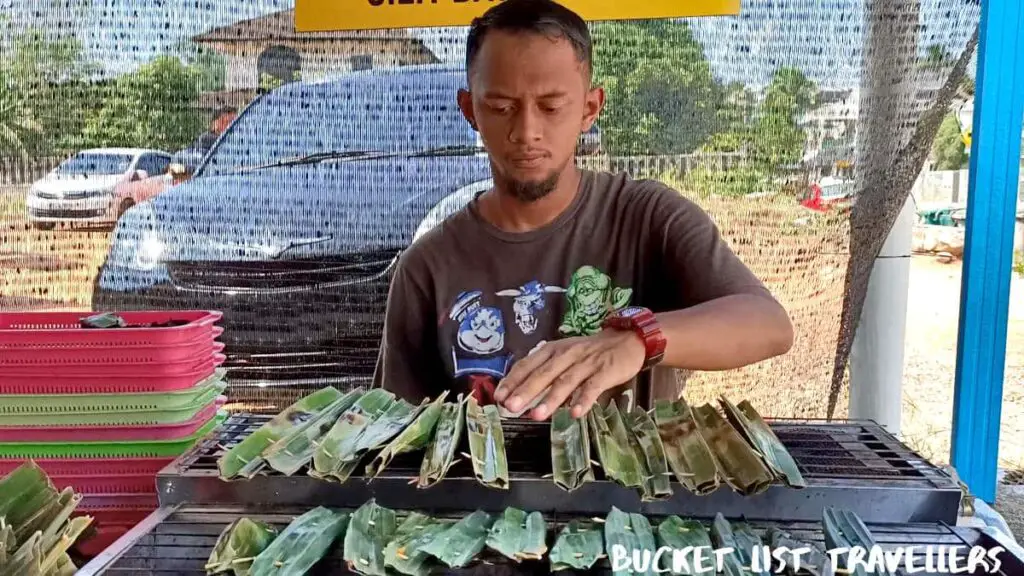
[107,202,166,271]
[413,179,493,243]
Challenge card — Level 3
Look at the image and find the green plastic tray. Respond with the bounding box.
[0,371,226,427]
[0,413,226,459]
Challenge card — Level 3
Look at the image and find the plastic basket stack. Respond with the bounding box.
[0,310,228,556]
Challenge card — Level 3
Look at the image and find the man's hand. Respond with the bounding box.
[494,329,646,421]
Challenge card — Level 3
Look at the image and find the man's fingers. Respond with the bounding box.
[527,360,601,421]
[495,343,555,401]
[570,368,620,419]
[502,343,588,413]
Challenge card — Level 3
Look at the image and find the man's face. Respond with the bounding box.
[459,30,603,202]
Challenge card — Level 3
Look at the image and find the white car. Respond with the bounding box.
[25,148,171,230]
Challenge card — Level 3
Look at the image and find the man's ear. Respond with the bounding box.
[457,89,477,131]
[581,85,605,131]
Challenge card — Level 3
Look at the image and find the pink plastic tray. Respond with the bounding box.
[0,348,225,377]
[0,400,222,442]
[0,457,173,478]
[0,310,222,347]
[0,358,225,395]
[0,328,224,365]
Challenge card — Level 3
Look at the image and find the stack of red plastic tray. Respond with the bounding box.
[0,310,228,557]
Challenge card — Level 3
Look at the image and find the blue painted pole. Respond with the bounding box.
[951,0,1024,504]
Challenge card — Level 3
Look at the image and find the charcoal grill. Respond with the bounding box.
[155,414,962,523]
[75,504,1024,576]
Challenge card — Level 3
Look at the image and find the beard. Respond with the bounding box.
[505,171,560,202]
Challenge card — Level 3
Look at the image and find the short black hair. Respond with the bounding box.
[212,105,237,122]
[465,0,592,80]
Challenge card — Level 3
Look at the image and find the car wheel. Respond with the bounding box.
[117,199,135,218]
[31,221,55,231]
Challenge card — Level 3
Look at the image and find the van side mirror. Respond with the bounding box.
[132,169,148,181]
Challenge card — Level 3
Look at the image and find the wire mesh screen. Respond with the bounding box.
[0,1,980,416]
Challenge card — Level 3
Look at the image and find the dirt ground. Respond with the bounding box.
[900,255,1024,470]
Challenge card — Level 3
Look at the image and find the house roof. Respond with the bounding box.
[193,9,422,43]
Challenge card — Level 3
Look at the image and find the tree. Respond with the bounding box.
[932,112,968,170]
[748,67,817,169]
[0,70,43,156]
[0,28,98,155]
[591,20,722,155]
[82,56,205,151]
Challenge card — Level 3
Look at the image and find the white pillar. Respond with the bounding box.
[849,196,914,435]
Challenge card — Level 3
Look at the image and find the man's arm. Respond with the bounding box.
[649,186,794,369]
[372,254,447,403]
[495,184,793,420]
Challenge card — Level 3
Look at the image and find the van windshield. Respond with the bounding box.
[201,68,478,176]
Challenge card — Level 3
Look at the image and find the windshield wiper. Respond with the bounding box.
[231,150,384,173]
[407,145,487,158]
[230,145,487,174]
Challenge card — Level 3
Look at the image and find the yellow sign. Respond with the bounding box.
[295,0,740,32]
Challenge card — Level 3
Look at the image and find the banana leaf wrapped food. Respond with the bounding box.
[823,508,892,576]
[417,394,469,488]
[343,499,398,576]
[655,516,715,576]
[367,392,448,478]
[383,513,452,576]
[622,406,673,501]
[263,388,365,476]
[420,510,494,568]
[587,400,644,488]
[719,396,806,488]
[604,506,657,576]
[549,520,605,572]
[710,514,747,576]
[692,403,773,495]
[205,518,278,575]
[732,521,770,576]
[485,507,547,562]
[219,387,345,480]
[465,396,510,489]
[766,526,834,576]
[550,406,594,492]
[653,398,720,495]
[313,389,423,483]
[249,507,349,576]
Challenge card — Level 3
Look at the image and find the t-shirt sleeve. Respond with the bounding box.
[646,183,774,307]
[371,252,446,403]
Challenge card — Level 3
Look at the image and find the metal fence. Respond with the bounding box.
[0,156,63,186]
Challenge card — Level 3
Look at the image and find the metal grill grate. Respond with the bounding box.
[77,505,1024,576]
[155,415,963,524]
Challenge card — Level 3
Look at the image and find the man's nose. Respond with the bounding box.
[509,106,543,144]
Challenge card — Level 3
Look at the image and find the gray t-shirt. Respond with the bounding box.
[372,169,773,409]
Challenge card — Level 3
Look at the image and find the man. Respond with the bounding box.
[192,105,237,154]
[374,0,794,421]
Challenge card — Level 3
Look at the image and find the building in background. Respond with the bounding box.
[191,9,439,112]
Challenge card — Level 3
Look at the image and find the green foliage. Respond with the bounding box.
[81,56,205,151]
[0,28,99,155]
[678,165,778,198]
[689,68,817,198]
[1014,251,1024,278]
[932,113,968,170]
[591,20,721,155]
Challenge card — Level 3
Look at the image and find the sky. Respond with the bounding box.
[0,0,980,91]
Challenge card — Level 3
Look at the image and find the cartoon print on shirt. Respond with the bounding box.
[450,290,505,355]
[496,280,567,335]
[559,265,632,336]
[447,290,513,398]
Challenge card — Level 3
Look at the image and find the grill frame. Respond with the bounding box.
[75,504,1024,576]
[155,414,963,523]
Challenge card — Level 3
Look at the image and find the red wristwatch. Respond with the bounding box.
[601,306,666,370]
